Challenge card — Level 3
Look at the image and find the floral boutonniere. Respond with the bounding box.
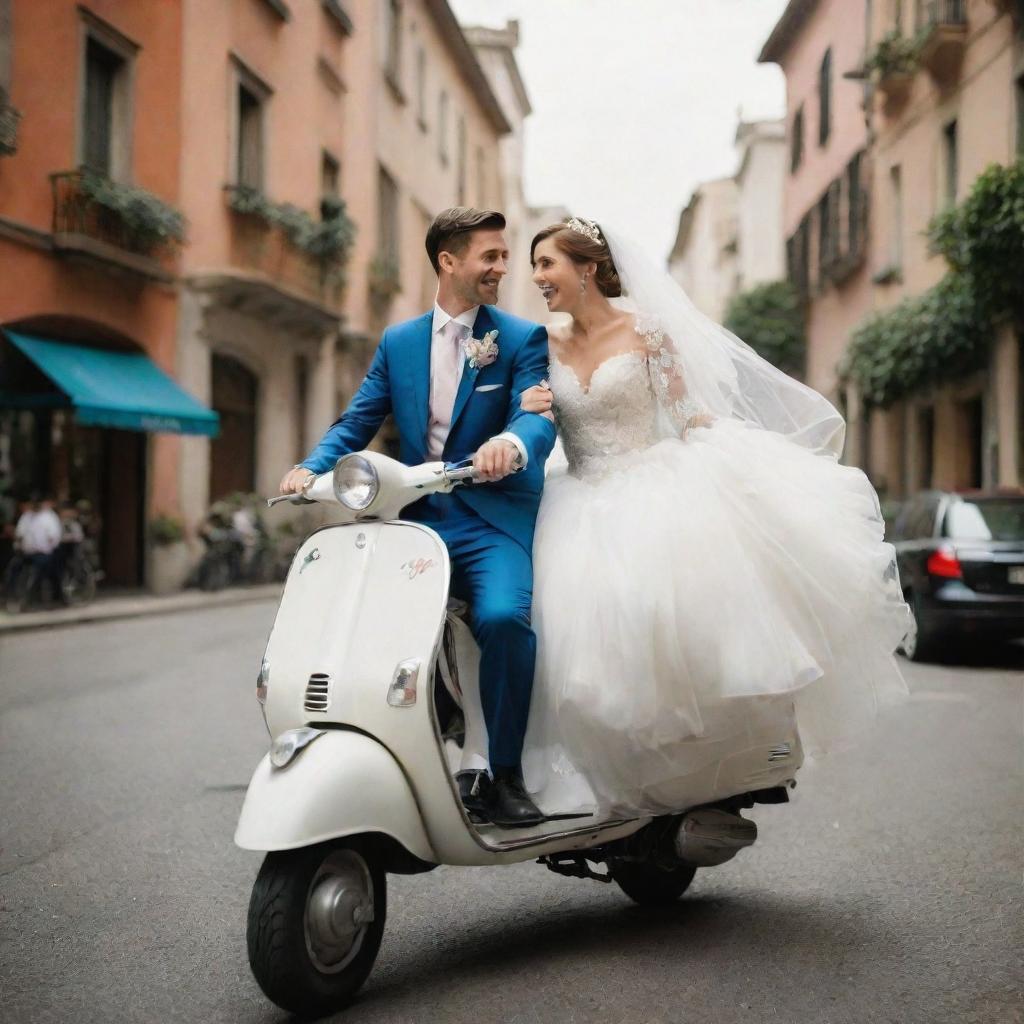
[464,329,499,370]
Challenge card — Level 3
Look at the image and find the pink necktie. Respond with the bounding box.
[428,319,466,458]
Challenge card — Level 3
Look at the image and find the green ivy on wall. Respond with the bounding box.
[724,280,806,377]
[80,171,186,251]
[844,160,1023,407]
[226,186,357,273]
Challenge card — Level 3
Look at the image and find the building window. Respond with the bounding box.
[438,90,449,166]
[817,183,839,281]
[236,81,264,190]
[321,151,340,197]
[377,164,399,264]
[456,117,466,204]
[786,213,811,297]
[476,145,486,206]
[416,48,427,129]
[942,119,958,206]
[383,0,402,93]
[790,105,804,173]
[1017,73,1024,156]
[889,164,903,269]
[846,151,864,257]
[818,48,832,147]
[79,21,136,180]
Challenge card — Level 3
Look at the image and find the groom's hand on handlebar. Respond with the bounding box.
[472,439,520,482]
[279,466,315,495]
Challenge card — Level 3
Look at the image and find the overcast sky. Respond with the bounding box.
[449,0,791,262]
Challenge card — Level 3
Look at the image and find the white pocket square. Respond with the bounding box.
[474,384,504,392]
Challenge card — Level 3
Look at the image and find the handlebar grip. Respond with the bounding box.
[266,494,315,508]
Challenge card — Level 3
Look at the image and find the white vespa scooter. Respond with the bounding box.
[236,451,803,1019]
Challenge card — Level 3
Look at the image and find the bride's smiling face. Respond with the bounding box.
[531,237,590,314]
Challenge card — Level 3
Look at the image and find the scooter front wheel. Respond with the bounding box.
[246,838,387,1018]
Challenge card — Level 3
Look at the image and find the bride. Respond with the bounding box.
[518,217,911,818]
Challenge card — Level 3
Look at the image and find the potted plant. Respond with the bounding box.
[148,514,190,595]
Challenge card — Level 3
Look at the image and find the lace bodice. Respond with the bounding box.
[549,315,708,478]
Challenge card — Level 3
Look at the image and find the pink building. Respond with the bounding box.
[759,0,874,457]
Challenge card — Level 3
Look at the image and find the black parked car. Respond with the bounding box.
[890,490,1024,661]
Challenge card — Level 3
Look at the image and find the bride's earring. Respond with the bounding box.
[579,273,589,294]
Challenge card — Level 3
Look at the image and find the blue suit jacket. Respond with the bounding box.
[301,305,557,553]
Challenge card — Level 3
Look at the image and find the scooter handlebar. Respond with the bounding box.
[266,493,315,508]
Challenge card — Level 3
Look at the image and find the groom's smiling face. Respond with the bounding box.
[444,228,509,307]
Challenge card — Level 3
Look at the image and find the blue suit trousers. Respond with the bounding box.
[419,495,535,770]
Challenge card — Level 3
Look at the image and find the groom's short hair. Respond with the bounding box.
[426,207,506,274]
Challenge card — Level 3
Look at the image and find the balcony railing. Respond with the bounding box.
[224,186,345,311]
[0,93,21,157]
[915,0,968,30]
[49,169,182,280]
[916,0,968,80]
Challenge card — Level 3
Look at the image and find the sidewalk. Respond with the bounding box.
[0,583,282,635]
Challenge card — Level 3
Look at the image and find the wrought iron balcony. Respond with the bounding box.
[49,170,182,281]
[916,0,968,81]
[0,91,21,156]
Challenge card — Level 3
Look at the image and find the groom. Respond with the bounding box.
[280,207,557,827]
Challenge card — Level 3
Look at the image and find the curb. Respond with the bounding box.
[0,583,282,635]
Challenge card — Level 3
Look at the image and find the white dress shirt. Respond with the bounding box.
[15,508,62,555]
[429,302,527,467]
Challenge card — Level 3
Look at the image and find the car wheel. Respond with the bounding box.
[899,592,941,662]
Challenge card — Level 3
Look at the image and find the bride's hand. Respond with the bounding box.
[521,382,554,421]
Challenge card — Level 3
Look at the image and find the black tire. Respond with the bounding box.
[899,591,942,663]
[62,556,97,606]
[609,857,697,906]
[198,555,230,592]
[4,562,37,614]
[247,839,386,1019]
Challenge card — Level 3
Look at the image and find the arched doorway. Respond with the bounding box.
[209,354,258,502]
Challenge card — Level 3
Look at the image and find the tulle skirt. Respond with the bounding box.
[522,419,911,816]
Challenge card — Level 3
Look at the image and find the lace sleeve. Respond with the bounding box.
[635,314,713,433]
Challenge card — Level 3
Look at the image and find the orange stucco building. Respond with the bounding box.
[1,0,533,592]
[0,0,188,587]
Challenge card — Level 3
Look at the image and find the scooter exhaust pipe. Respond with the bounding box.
[674,807,758,867]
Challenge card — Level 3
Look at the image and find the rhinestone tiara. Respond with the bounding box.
[564,216,603,245]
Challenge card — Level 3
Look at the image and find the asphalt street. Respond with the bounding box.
[0,601,1021,1024]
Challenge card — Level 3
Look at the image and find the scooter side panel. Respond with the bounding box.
[262,522,449,740]
[234,730,437,861]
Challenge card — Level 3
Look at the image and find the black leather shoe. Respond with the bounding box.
[488,767,544,828]
[456,770,491,824]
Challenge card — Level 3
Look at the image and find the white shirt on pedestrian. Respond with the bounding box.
[15,507,62,555]
[428,302,527,467]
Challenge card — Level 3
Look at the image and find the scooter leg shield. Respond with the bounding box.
[234,730,437,863]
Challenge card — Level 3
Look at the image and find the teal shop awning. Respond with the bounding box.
[2,331,220,437]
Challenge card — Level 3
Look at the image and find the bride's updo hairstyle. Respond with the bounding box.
[530,219,623,298]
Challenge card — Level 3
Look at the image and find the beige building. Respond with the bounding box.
[173,0,532,534]
[175,0,353,541]
[667,176,739,323]
[668,118,787,323]
[734,118,788,293]
[864,0,1023,494]
[463,19,549,320]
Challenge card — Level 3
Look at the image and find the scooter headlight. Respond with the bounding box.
[270,727,326,769]
[333,455,379,511]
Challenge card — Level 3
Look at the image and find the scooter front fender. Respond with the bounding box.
[234,729,437,863]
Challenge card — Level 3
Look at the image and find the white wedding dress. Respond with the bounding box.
[522,314,911,817]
